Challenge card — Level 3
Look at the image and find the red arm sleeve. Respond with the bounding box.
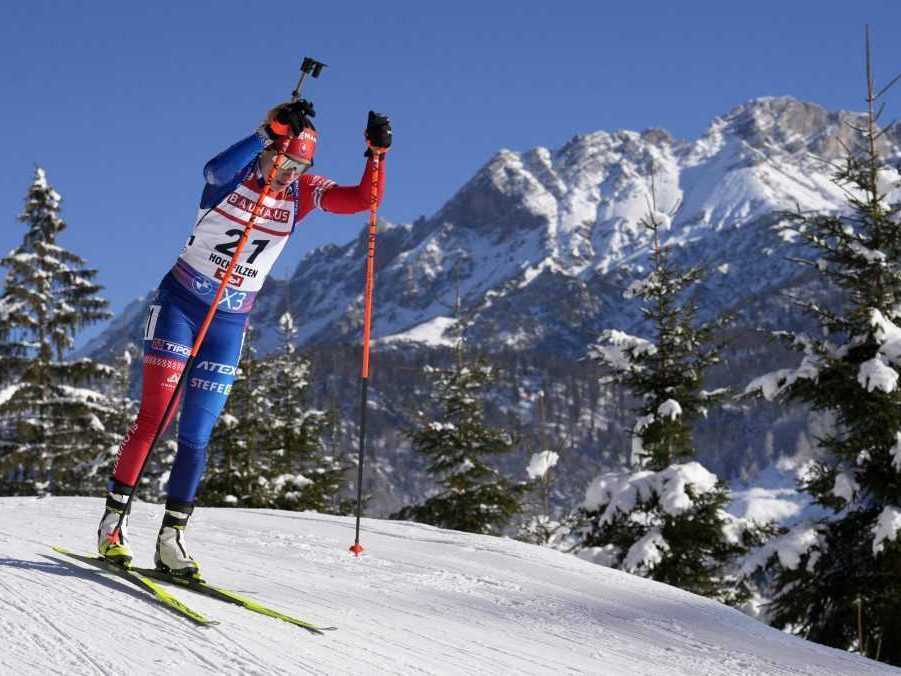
[315,154,387,215]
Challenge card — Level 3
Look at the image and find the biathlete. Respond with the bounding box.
[97,101,391,576]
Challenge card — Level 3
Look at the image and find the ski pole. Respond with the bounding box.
[107,58,326,546]
[350,143,385,557]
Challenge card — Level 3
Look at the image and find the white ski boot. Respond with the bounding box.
[154,501,201,578]
[97,482,134,566]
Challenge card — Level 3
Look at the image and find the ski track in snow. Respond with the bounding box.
[0,497,897,675]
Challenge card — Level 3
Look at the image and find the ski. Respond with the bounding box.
[133,567,336,635]
[50,546,217,626]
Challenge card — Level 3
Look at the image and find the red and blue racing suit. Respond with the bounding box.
[111,132,385,504]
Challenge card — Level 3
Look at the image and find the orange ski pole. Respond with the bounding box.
[350,144,384,556]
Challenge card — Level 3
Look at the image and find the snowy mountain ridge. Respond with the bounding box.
[71,96,901,517]
[1,496,896,675]
[82,96,901,359]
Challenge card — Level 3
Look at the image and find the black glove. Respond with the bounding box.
[365,110,392,149]
[269,99,317,137]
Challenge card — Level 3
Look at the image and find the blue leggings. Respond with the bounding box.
[112,279,246,502]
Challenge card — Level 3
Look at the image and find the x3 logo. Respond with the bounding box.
[219,287,248,311]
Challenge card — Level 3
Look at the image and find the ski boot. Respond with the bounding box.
[97,480,134,566]
[154,500,201,579]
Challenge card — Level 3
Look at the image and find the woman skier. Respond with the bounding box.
[96,100,391,576]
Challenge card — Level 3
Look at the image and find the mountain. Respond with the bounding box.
[85,96,901,358]
[2,496,895,675]
[78,97,901,510]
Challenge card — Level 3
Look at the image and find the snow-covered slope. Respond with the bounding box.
[1,497,895,675]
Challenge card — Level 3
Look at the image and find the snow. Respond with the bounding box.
[583,462,719,519]
[872,505,901,556]
[633,413,655,436]
[742,526,822,574]
[219,412,239,428]
[272,473,313,490]
[33,166,49,189]
[659,462,718,514]
[891,433,901,472]
[590,329,657,374]
[428,421,457,432]
[279,312,295,333]
[657,399,682,420]
[870,309,901,364]
[0,297,24,322]
[58,385,106,404]
[623,273,658,299]
[734,460,835,576]
[622,529,668,572]
[0,384,23,407]
[379,316,459,348]
[0,496,891,675]
[85,414,105,433]
[848,241,887,265]
[877,168,899,196]
[744,349,823,401]
[649,211,672,229]
[857,355,899,393]
[831,471,859,503]
[729,483,807,524]
[630,413,656,464]
[728,459,831,535]
[454,458,475,473]
[525,450,559,480]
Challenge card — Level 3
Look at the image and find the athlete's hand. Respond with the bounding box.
[365,111,392,150]
[266,100,316,138]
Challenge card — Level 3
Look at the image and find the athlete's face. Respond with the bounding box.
[261,150,310,191]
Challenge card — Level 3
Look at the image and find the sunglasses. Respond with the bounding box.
[275,155,312,173]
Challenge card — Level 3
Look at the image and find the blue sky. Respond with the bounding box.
[3,1,901,340]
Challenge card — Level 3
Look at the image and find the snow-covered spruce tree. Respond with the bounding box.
[578,203,761,605]
[741,54,901,663]
[0,167,115,495]
[201,315,343,512]
[392,355,530,535]
[261,313,346,512]
[105,344,140,452]
[517,449,570,546]
[77,343,142,492]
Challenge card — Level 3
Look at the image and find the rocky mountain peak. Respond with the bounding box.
[85,97,901,361]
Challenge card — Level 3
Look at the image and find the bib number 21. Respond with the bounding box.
[214,229,270,264]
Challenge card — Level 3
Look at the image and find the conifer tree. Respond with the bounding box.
[0,167,115,495]
[516,393,570,545]
[392,354,529,535]
[264,313,345,512]
[517,448,567,546]
[578,197,760,604]
[201,315,344,511]
[742,39,901,663]
[105,344,140,447]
